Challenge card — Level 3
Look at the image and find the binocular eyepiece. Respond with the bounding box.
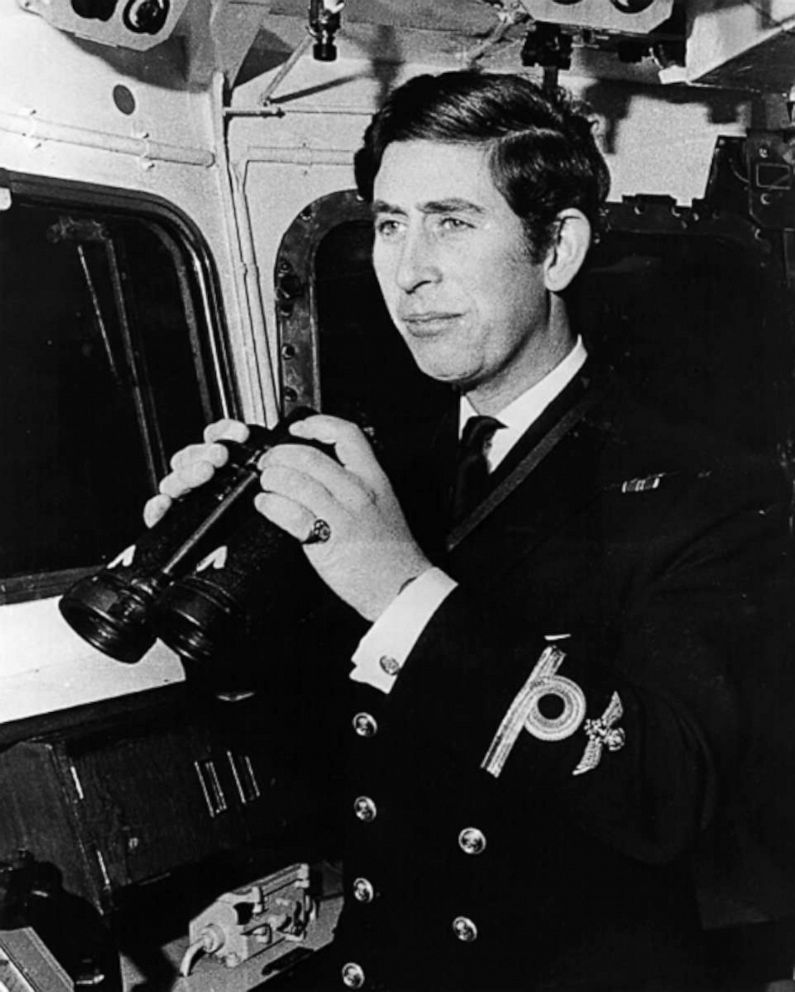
[59,410,324,684]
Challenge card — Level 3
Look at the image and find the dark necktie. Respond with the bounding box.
[451,415,503,523]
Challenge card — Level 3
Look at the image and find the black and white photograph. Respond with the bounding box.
[2,2,795,990]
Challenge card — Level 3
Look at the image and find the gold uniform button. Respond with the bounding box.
[352,877,375,903]
[379,655,401,676]
[341,962,365,988]
[352,712,378,738]
[452,916,478,942]
[353,796,377,822]
[458,827,487,855]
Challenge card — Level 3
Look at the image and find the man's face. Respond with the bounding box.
[371,139,553,407]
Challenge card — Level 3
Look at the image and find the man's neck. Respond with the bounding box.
[465,326,577,416]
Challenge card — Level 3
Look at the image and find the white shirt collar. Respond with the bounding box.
[459,337,588,471]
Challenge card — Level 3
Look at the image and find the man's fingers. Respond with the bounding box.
[289,416,386,484]
[259,464,340,522]
[204,419,250,444]
[262,444,375,512]
[144,420,249,529]
[254,491,316,543]
[170,442,229,472]
[159,459,216,498]
[143,493,172,529]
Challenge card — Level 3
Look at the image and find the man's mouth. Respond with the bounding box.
[400,313,461,335]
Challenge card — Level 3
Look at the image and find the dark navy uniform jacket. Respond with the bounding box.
[281,368,795,991]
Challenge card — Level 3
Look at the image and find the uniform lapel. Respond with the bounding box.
[488,362,600,488]
[445,368,615,588]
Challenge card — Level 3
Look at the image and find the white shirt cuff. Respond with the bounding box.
[350,567,458,694]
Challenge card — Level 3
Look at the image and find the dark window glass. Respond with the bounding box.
[0,190,227,602]
[574,230,795,457]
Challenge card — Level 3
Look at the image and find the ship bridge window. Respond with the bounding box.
[275,189,795,477]
[0,176,232,603]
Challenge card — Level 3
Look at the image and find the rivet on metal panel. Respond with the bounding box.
[133,126,155,171]
[20,108,41,150]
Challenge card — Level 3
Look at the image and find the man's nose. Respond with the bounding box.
[395,228,441,293]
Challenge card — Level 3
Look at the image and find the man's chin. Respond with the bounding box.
[401,335,482,388]
[416,363,478,390]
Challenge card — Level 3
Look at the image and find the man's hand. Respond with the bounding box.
[257,414,430,622]
[143,415,430,623]
[142,418,249,528]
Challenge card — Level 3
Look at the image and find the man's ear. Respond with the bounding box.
[543,208,592,293]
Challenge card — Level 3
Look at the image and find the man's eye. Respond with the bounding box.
[438,216,471,232]
[374,218,403,238]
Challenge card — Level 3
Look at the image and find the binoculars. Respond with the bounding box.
[59,411,324,683]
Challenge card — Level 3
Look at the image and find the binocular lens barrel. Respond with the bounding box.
[153,577,239,665]
[59,571,160,663]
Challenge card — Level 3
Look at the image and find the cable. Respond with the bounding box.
[179,939,208,977]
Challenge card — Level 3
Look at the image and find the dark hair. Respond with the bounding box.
[354,70,610,261]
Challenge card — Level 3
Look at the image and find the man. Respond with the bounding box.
[146,72,794,990]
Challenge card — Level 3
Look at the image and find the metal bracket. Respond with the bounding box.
[746,130,795,231]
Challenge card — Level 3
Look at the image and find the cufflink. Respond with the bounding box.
[379,655,401,677]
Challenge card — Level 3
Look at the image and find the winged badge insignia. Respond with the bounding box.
[572,691,626,776]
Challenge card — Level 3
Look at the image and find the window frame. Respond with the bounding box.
[0,169,239,604]
[274,189,372,417]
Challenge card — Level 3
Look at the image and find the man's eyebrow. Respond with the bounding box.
[420,199,486,216]
[370,198,485,216]
[371,199,404,216]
